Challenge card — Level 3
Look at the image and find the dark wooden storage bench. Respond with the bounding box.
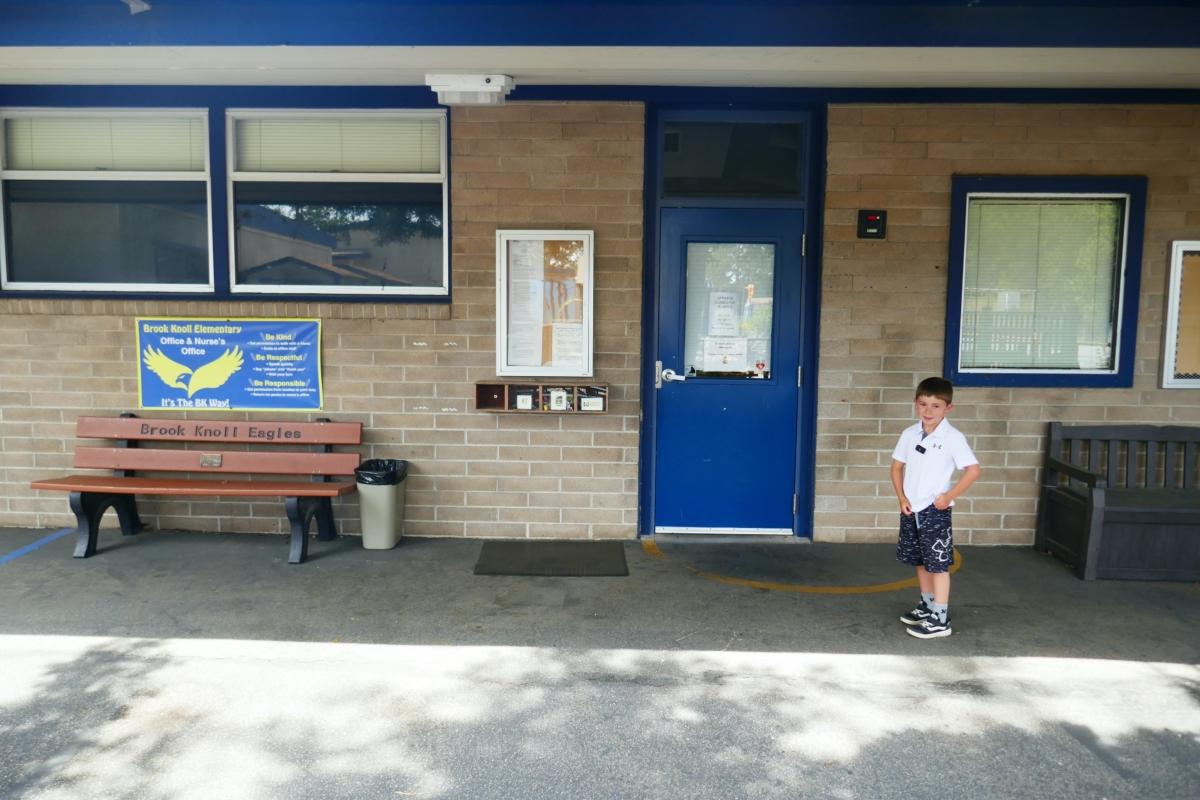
[1035,422,1200,581]
[31,414,362,564]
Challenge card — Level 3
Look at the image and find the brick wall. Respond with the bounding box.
[1,101,644,540]
[816,103,1200,544]
[8,99,1199,546]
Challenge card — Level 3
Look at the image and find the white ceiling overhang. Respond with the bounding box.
[0,45,1198,88]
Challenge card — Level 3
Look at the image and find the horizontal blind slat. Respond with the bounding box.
[5,116,205,172]
[235,117,441,174]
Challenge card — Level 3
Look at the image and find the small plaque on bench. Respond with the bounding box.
[200,454,223,468]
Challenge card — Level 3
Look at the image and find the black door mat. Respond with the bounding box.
[473,540,629,576]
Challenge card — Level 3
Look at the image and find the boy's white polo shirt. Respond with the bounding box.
[891,418,978,513]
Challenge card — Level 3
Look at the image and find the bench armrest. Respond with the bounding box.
[1045,457,1108,489]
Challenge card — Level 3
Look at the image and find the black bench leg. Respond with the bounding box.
[286,497,337,563]
[115,495,142,537]
[285,497,308,564]
[315,498,337,542]
[286,496,322,565]
[68,491,126,558]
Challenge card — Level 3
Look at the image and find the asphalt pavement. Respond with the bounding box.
[0,527,1197,800]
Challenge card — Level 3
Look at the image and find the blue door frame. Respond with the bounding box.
[638,107,824,537]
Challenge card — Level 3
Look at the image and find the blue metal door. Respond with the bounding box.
[653,207,805,533]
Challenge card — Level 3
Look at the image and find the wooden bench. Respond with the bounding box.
[1035,422,1200,581]
[31,414,362,564]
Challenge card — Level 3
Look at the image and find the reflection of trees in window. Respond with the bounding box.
[279,204,442,246]
[684,242,775,376]
[234,182,444,288]
[697,242,775,339]
[543,240,585,322]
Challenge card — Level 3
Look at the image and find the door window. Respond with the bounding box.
[682,242,775,378]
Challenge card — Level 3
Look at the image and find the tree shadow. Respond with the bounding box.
[3,638,1197,799]
[0,638,174,799]
[2,530,1199,797]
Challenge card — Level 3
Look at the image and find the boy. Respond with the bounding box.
[890,377,980,639]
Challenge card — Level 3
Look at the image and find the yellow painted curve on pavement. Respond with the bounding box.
[641,539,962,594]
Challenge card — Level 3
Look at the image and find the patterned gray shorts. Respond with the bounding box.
[896,506,954,573]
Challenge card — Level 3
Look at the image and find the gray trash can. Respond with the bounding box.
[355,459,408,550]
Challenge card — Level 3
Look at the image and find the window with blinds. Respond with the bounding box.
[1,110,211,291]
[228,111,448,296]
[4,114,207,173]
[946,175,1146,388]
[960,197,1124,371]
[234,117,441,174]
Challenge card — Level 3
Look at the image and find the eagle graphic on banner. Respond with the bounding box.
[143,346,244,397]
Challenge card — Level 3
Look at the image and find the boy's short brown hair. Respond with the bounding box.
[915,376,954,405]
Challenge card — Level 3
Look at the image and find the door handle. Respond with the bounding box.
[660,368,686,383]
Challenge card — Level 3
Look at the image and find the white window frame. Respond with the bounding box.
[954,190,1132,379]
[495,229,595,378]
[225,108,449,297]
[1162,240,1200,389]
[0,107,214,293]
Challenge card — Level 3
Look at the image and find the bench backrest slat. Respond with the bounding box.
[75,447,360,476]
[1105,439,1120,487]
[1049,422,1200,490]
[1126,438,1139,489]
[1068,438,1083,491]
[1146,440,1159,487]
[1165,442,1178,489]
[76,416,362,446]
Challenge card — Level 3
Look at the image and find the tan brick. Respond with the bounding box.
[528,522,591,538]
[563,507,625,525]
[438,505,499,522]
[841,528,896,544]
[968,529,1035,546]
[530,462,592,478]
[499,507,559,524]
[526,491,590,509]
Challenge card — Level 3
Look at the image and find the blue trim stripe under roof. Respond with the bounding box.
[2,1,1199,48]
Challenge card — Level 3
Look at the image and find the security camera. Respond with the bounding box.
[425,74,515,106]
